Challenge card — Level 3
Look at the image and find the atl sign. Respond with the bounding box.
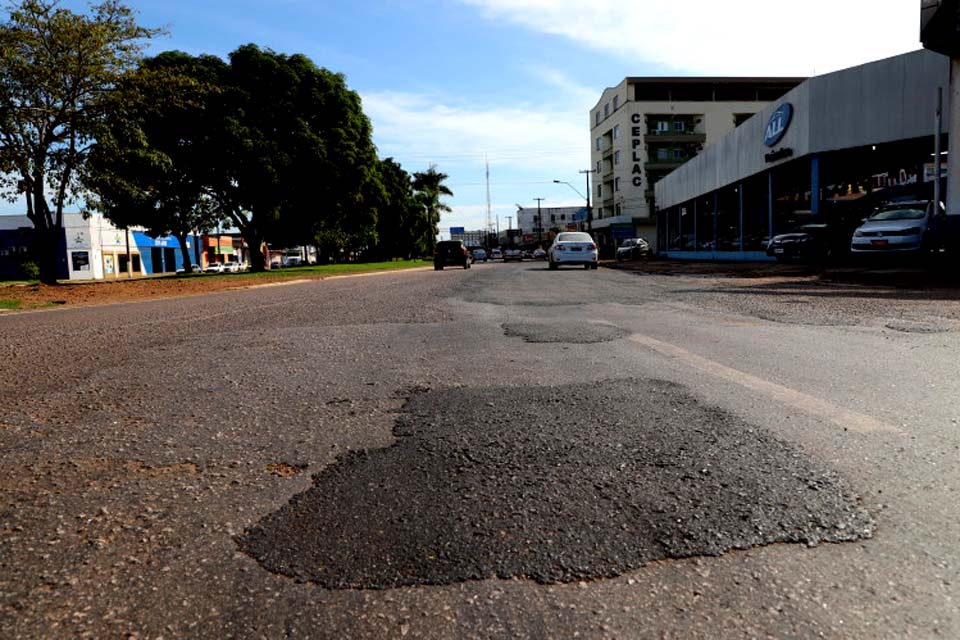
[763,103,793,148]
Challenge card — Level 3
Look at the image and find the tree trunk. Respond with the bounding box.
[245,231,266,272]
[176,233,194,273]
[35,223,61,284]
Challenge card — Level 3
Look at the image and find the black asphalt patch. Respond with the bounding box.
[238,379,874,589]
[502,320,626,343]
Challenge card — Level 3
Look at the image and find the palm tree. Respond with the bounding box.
[412,165,453,255]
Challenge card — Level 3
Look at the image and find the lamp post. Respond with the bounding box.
[553,178,590,232]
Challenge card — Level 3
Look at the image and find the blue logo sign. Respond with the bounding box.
[763,103,793,147]
[449,227,465,235]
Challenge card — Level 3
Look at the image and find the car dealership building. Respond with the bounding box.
[654,49,952,260]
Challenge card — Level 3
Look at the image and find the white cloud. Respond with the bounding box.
[361,90,588,173]
[460,0,920,76]
[361,89,595,235]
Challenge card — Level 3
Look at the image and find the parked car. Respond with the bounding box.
[766,224,834,262]
[472,249,487,262]
[503,248,523,261]
[615,237,651,261]
[532,248,547,260]
[434,240,471,270]
[850,200,943,255]
[223,261,242,273]
[176,263,201,274]
[548,232,599,270]
[282,255,302,267]
[489,248,503,260]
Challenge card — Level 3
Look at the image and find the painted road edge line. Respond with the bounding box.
[628,333,902,435]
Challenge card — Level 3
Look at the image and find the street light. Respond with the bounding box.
[554,175,593,232]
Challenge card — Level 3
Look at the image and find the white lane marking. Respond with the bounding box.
[628,334,903,435]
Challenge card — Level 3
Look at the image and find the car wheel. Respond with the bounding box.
[583,263,591,270]
[548,260,558,270]
[464,261,470,269]
[435,264,443,270]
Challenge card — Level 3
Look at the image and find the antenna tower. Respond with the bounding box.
[485,156,493,233]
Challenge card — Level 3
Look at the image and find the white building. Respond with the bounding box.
[590,77,804,254]
[515,205,586,247]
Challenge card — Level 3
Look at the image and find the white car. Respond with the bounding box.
[489,248,503,260]
[175,263,201,274]
[548,232,599,270]
[503,248,523,261]
[204,262,226,273]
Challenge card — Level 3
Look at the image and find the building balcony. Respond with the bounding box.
[644,160,686,171]
[643,132,706,144]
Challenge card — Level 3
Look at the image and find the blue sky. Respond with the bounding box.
[5,1,922,235]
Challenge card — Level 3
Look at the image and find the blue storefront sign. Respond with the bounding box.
[450,227,465,236]
[763,103,793,147]
[572,208,588,222]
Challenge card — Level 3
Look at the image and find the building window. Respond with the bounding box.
[657,148,669,160]
[551,214,556,222]
[657,121,669,133]
[596,137,602,151]
[613,124,620,139]
[615,203,622,216]
[674,120,685,133]
[673,149,685,160]
[613,95,619,111]
[595,111,601,125]
[614,150,620,165]
[560,214,566,220]
[604,103,610,117]
[596,160,601,173]
[597,183,602,197]
[615,177,621,192]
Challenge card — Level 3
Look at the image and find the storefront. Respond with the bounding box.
[655,50,952,260]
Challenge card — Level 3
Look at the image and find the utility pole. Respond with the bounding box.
[579,169,595,233]
[534,197,545,246]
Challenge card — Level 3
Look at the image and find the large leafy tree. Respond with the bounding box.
[412,165,453,256]
[210,45,382,270]
[373,157,417,260]
[85,51,226,273]
[0,0,158,283]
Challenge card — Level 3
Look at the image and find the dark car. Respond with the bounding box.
[766,224,833,262]
[615,237,651,261]
[434,240,471,270]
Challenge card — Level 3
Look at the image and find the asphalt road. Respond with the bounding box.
[2,262,959,638]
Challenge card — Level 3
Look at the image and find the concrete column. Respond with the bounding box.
[948,59,960,216]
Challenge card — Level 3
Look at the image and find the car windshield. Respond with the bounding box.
[620,239,636,247]
[557,233,592,242]
[869,208,925,221]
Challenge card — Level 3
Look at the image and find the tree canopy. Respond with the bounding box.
[0,0,159,282]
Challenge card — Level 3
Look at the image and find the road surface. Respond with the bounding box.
[2,262,959,638]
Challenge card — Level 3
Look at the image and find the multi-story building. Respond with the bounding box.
[515,205,586,247]
[589,77,804,254]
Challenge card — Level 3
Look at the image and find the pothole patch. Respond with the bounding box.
[238,379,874,589]
[503,320,626,344]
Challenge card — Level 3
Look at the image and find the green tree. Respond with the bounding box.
[374,157,416,260]
[0,0,158,283]
[209,45,382,270]
[412,165,453,256]
[84,51,226,273]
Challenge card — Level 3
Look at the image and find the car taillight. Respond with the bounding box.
[589,243,597,250]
